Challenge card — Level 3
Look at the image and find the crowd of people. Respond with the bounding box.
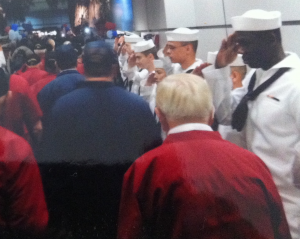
[0,8,298,239]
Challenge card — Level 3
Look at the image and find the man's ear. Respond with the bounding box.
[155,107,170,133]
[265,32,277,45]
[208,107,215,127]
[231,70,238,82]
[148,53,155,61]
[185,43,192,53]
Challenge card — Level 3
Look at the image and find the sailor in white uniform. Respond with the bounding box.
[214,52,248,148]
[163,27,203,75]
[201,9,300,238]
[118,34,146,91]
[123,39,157,95]
[139,59,167,114]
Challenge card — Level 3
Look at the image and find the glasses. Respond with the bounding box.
[166,44,188,51]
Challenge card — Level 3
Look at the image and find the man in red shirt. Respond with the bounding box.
[0,126,48,237]
[0,68,42,147]
[118,73,291,239]
[30,51,58,99]
[18,53,48,86]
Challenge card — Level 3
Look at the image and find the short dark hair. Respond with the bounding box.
[83,41,118,77]
[182,40,198,53]
[26,53,41,66]
[241,28,282,44]
[230,65,247,79]
[45,51,57,74]
[55,44,78,70]
[262,28,282,43]
[141,46,158,59]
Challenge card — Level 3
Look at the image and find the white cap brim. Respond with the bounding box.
[229,54,245,66]
[154,60,164,69]
[133,39,155,53]
[166,27,199,42]
[232,9,281,31]
[124,34,144,43]
[207,51,218,64]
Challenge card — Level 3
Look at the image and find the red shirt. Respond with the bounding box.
[9,74,29,95]
[0,91,41,141]
[19,67,48,86]
[0,126,48,234]
[118,130,291,239]
[30,73,57,99]
[10,74,42,119]
[77,61,84,75]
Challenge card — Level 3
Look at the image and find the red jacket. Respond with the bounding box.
[118,130,291,239]
[18,67,48,86]
[30,73,57,100]
[10,74,42,119]
[0,91,41,143]
[0,126,48,234]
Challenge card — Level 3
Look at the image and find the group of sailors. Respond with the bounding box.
[0,8,299,239]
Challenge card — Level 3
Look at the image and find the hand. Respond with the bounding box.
[145,72,156,86]
[118,36,124,45]
[215,33,239,69]
[120,42,126,55]
[192,63,212,77]
[127,52,136,68]
[125,43,133,55]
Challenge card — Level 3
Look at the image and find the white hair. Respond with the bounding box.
[156,73,213,122]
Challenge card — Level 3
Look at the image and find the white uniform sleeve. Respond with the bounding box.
[118,54,128,68]
[0,49,6,66]
[202,65,232,125]
[124,67,148,83]
[140,82,157,105]
[160,56,173,75]
[139,81,157,116]
[203,65,255,125]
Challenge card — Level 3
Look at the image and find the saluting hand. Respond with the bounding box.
[192,62,212,78]
[215,33,239,69]
[127,52,136,68]
[145,72,156,86]
[120,42,127,56]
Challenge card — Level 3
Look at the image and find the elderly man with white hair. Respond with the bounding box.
[118,73,291,239]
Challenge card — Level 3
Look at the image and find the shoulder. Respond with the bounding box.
[0,127,33,166]
[50,87,88,116]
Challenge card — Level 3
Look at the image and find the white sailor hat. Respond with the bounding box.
[207,51,218,65]
[124,34,143,43]
[154,59,164,69]
[157,48,165,59]
[231,9,282,31]
[133,39,155,53]
[166,27,199,42]
[229,54,245,67]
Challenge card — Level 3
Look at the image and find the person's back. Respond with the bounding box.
[30,51,58,101]
[39,41,162,238]
[37,44,85,117]
[0,126,48,238]
[118,74,291,239]
[18,53,48,86]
